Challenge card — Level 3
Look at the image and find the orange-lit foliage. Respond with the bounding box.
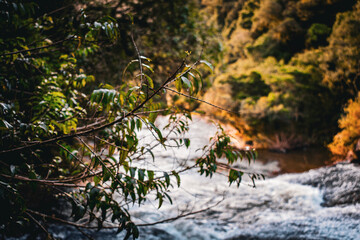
[329,93,360,157]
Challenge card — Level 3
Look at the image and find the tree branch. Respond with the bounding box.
[0,36,75,57]
[165,86,239,114]
[26,199,223,230]
[0,173,79,187]
[0,60,185,155]
[137,199,223,226]
[25,212,55,240]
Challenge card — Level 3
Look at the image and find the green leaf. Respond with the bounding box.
[132,224,139,238]
[200,60,214,72]
[138,169,144,182]
[28,171,37,180]
[172,170,181,187]
[148,121,163,143]
[146,148,155,161]
[130,118,135,133]
[136,118,142,131]
[103,167,111,182]
[164,192,173,205]
[90,89,117,105]
[189,71,199,94]
[251,174,256,188]
[181,76,192,89]
[228,169,237,183]
[144,74,154,88]
[157,192,163,208]
[192,69,204,90]
[94,175,101,186]
[0,119,13,130]
[147,170,154,182]
[142,63,154,73]
[175,78,182,92]
[73,204,86,221]
[163,172,170,187]
[129,167,136,178]
[149,111,158,123]
[122,59,138,79]
[86,183,93,191]
[140,56,151,62]
[184,138,190,148]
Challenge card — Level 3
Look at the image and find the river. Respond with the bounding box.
[47,116,360,239]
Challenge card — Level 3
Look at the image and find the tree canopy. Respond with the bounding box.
[200,0,360,154]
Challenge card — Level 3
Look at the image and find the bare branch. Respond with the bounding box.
[0,36,75,57]
[165,86,239,114]
[0,173,79,187]
[136,199,224,226]
[130,30,145,97]
[25,212,55,240]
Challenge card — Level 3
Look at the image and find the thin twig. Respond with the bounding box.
[130,30,145,98]
[1,36,75,57]
[75,226,95,240]
[136,199,224,226]
[25,212,55,240]
[0,173,79,187]
[164,86,239,114]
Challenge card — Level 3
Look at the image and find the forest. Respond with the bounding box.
[200,0,360,156]
[1,0,360,239]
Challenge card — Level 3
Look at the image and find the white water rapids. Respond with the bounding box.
[48,116,360,239]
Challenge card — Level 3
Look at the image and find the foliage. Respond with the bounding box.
[328,92,360,157]
[320,2,360,96]
[0,1,257,239]
[200,0,360,151]
[306,23,331,48]
[78,0,221,89]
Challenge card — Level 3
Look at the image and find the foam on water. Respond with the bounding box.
[131,167,359,240]
[44,116,360,239]
[123,116,359,240]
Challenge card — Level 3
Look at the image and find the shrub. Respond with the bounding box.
[328,92,360,157]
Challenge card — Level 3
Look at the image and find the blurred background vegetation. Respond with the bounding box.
[199,0,360,158]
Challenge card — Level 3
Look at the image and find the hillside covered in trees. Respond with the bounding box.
[200,0,360,158]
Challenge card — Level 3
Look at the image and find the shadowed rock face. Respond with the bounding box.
[226,163,360,240]
[292,163,360,207]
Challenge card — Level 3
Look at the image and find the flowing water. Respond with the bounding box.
[46,116,360,239]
